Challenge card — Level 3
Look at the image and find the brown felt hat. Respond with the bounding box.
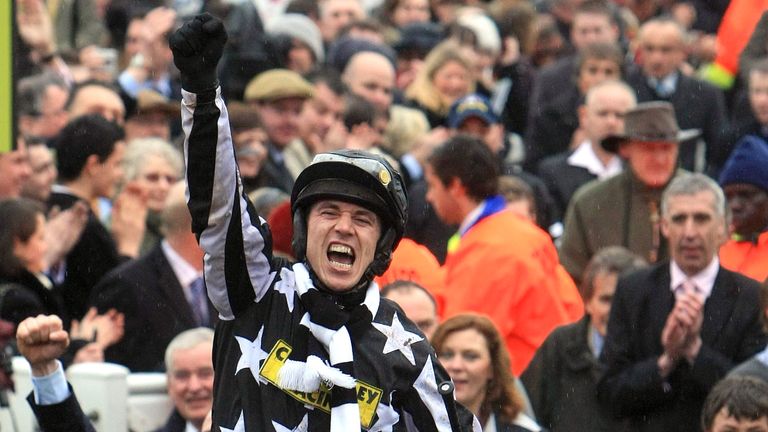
[601,101,700,153]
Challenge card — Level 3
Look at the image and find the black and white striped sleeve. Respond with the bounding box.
[181,88,275,321]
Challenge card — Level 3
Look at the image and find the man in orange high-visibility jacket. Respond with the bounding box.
[425,135,576,375]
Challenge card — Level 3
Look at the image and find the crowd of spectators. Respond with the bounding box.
[4,0,768,430]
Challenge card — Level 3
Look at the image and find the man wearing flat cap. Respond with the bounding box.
[718,136,768,282]
[243,69,314,194]
[559,101,695,283]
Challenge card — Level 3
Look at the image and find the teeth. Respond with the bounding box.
[328,244,353,255]
[329,261,352,270]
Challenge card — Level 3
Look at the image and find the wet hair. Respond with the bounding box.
[661,173,727,221]
[432,313,524,424]
[427,134,499,202]
[55,114,125,182]
[701,376,768,431]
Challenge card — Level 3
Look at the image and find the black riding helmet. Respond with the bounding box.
[291,150,408,280]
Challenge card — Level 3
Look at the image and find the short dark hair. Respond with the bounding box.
[55,115,125,182]
[575,41,624,77]
[580,246,646,301]
[343,95,377,130]
[701,376,768,431]
[305,66,346,96]
[0,198,45,277]
[574,0,616,24]
[427,134,499,201]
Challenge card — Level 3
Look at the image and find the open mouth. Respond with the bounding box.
[327,243,355,270]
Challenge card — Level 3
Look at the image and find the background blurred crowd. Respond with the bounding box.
[3,0,768,430]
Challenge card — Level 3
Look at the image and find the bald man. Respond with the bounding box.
[342,51,395,113]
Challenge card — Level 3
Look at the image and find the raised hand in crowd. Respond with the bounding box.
[45,201,89,270]
[16,0,55,60]
[122,6,177,82]
[169,12,227,93]
[111,182,148,259]
[16,314,69,376]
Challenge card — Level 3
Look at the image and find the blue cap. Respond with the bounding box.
[719,135,768,192]
[447,94,498,129]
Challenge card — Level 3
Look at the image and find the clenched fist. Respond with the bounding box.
[169,13,227,93]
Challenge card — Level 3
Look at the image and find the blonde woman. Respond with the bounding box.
[405,40,475,127]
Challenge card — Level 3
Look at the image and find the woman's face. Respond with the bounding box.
[136,154,179,211]
[432,60,472,105]
[437,328,493,416]
[392,0,431,28]
[14,213,47,274]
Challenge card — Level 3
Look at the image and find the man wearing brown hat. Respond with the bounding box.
[124,89,181,142]
[243,69,314,194]
[559,101,696,283]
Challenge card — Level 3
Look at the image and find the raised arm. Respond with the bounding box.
[170,14,275,320]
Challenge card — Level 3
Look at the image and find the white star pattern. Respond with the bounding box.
[275,268,297,312]
[372,313,423,366]
[235,326,268,383]
[272,414,309,432]
[369,396,400,432]
[219,411,245,432]
[413,359,452,430]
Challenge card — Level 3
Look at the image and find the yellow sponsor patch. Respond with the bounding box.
[259,340,383,429]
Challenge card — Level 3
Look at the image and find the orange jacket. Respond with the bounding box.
[376,238,446,316]
[720,231,768,282]
[442,209,575,375]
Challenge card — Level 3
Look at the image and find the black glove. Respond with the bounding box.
[169,13,228,93]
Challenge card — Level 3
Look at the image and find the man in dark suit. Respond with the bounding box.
[90,182,215,372]
[597,173,767,431]
[625,17,727,174]
[538,79,635,226]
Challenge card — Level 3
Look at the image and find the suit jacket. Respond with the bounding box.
[597,262,767,432]
[48,191,124,320]
[256,143,295,194]
[522,315,629,432]
[537,151,598,224]
[90,244,216,372]
[27,389,95,432]
[625,69,727,173]
[153,409,187,432]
